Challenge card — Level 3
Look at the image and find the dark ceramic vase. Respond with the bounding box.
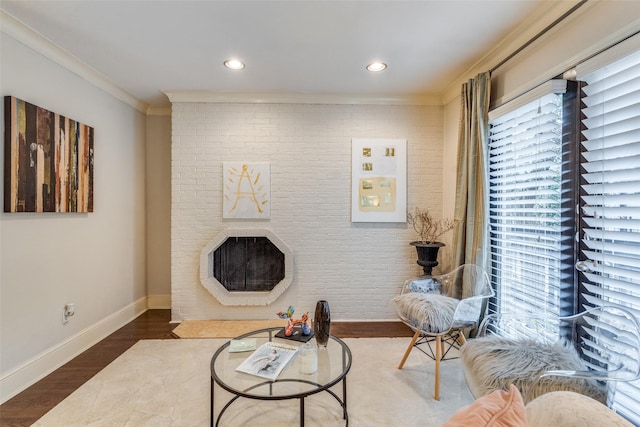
[410,241,445,276]
[314,300,331,347]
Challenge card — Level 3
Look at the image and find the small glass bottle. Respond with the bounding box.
[299,341,318,374]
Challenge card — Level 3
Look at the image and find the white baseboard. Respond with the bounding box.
[0,297,148,404]
[147,294,171,309]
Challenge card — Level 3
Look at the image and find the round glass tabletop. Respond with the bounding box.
[210,327,352,399]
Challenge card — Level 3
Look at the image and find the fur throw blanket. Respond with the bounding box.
[461,335,606,404]
[391,293,459,333]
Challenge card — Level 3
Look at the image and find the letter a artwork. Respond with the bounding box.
[223,162,270,219]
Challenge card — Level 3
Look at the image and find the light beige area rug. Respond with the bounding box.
[33,338,473,427]
[173,320,284,338]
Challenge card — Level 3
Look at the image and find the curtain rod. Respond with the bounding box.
[490,0,589,73]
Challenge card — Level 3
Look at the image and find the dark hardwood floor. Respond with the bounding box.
[0,309,411,426]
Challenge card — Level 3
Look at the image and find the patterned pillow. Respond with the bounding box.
[391,293,459,333]
[406,278,442,294]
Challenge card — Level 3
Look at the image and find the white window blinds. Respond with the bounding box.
[487,80,571,319]
[576,39,640,424]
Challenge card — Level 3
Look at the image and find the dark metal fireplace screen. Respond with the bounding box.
[213,237,285,292]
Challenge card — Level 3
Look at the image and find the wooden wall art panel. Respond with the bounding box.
[4,96,94,213]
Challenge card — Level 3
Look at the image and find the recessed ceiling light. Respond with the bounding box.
[366,62,387,72]
[224,59,245,70]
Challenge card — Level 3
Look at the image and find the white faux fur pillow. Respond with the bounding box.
[392,293,459,333]
[461,336,606,404]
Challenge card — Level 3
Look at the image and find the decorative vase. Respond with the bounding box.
[314,300,331,347]
[410,241,445,276]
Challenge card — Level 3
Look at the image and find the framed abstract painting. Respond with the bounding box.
[351,138,406,222]
[4,96,94,213]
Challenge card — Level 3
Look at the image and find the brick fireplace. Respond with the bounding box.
[170,101,442,322]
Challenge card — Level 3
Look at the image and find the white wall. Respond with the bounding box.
[0,33,147,401]
[171,102,446,322]
[146,114,172,307]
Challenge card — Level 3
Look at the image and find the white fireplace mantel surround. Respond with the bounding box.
[200,228,293,306]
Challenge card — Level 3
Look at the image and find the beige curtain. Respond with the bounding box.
[453,72,491,298]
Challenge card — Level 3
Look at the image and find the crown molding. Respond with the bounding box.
[146,106,171,116]
[162,90,443,106]
[1,10,149,114]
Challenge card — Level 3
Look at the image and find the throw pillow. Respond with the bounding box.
[526,390,634,427]
[391,293,459,333]
[442,384,527,427]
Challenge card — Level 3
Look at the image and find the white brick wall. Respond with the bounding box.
[171,102,446,321]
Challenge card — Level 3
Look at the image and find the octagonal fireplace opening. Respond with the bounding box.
[200,229,293,306]
[213,237,285,292]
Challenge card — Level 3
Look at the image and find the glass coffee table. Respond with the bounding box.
[210,327,352,426]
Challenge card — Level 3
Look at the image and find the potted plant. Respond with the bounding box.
[407,207,455,276]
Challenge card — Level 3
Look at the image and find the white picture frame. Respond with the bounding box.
[351,138,407,223]
[223,162,271,219]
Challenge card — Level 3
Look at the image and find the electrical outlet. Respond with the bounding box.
[62,303,75,324]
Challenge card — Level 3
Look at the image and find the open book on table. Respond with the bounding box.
[235,341,299,381]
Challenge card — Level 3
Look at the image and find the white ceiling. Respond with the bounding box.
[1,1,572,110]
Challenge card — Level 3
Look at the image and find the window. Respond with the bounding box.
[487,80,579,329]
[487,35,640,422]
[576,41,640,424]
